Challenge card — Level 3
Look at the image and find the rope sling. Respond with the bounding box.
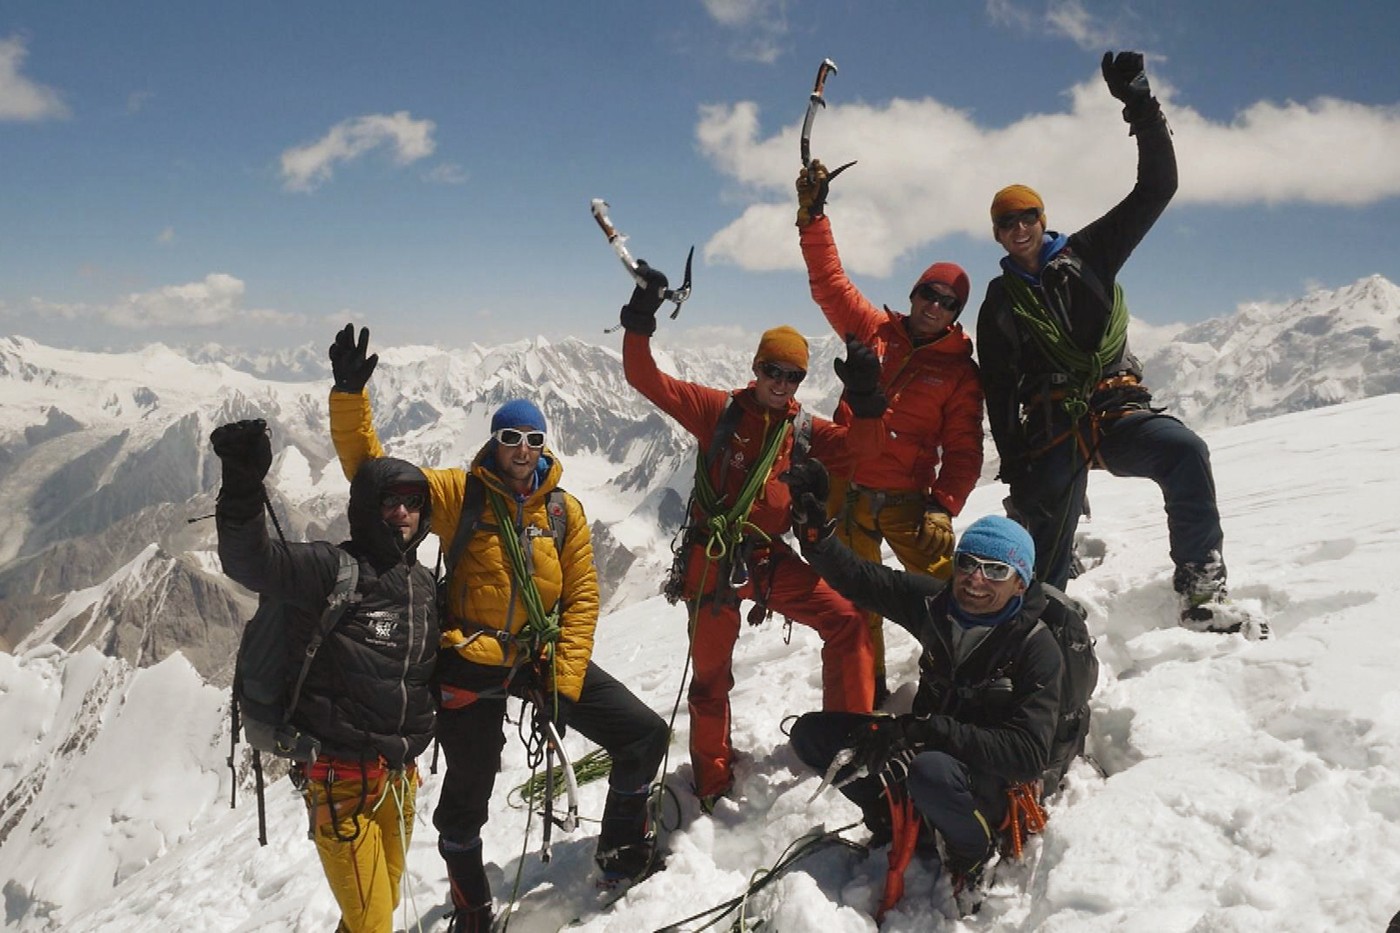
[690,414,792,569]
[1001,271,1130,423]
[486,487,563,706]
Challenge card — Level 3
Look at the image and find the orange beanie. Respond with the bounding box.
[990,184,1046,228]
[753,325,809,371]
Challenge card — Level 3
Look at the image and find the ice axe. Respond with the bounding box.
[590,198,693,325]
[801,57,856,186]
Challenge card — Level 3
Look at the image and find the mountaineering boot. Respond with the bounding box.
[939,831,998,918]
[595,787,661,886]
[696,772,736,816]
[1173,554,1234,632]
[444,904,493,933]
[440,835,492,929]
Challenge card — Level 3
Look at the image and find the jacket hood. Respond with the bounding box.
[348,457,432,567]
[1000,232,1069,285]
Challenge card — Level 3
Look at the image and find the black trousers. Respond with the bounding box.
[1011,412,1223,590]
[432,657,669,845]
[791,711,998,860]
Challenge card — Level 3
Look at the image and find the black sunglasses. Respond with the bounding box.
[757,361,806,385]
[994,207,1042,232]
[493,428,546,449]
[913,283,962,312]
[381,491,426,511]
[954,552,1018,582]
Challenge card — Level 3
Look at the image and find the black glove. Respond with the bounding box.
[795,159,830,227]
[534,691,574,738]
[1101,51,1160,125]
[846,715,912,781]
[834,334,887,419]
[779,458,835,546]
[329,323,378,394]
[619,261,668,337]
[210,419,272,501]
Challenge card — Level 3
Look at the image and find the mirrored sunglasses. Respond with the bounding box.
[381,491,426,511]
[913,283,961,312]
[493,428,546,449]
[757,361,806,386]
[994,207,1042,232]
[954,552,1018,582]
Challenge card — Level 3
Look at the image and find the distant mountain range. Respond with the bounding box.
[1,273,1396,680]
[1134,274,1400,428]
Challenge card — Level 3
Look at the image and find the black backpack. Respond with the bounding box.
[1036,583,1100,792]
[228,546,359,844]
[232,547,360,762]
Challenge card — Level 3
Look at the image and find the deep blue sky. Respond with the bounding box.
[3,1,1398,352]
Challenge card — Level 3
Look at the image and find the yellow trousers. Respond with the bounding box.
[827,477,953,678]
[303,764,418,933]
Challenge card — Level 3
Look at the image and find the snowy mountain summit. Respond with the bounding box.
[1,275,1400,930]
[2,393,1400,931]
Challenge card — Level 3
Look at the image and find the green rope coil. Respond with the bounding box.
[1002,272,1129,420]
[508,747,615,810]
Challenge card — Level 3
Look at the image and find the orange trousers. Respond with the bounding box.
[684,542,873,797]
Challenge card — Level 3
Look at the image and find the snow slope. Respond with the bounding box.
[3,394,1400,931]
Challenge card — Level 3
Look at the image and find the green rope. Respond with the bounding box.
[1001,272,1129,422]
[509,748,615,810]
[691,416,791,562]
[487,487,563,714]
[653,821,864,932]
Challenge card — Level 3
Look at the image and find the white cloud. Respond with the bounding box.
[697,75,1400,276]
[701,0,787,64]
[0,34,70,121]
[987,0,1135,50]
[31,274,305,329]
[422,161,468,185]
[156,227,175,245]
[279,111,436,192]
[701,0,766,26]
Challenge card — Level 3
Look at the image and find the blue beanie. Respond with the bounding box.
[956,516,1035,585]
[490,399,547,434]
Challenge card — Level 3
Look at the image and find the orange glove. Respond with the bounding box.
[915,508,954,560]
[795,160,830,227]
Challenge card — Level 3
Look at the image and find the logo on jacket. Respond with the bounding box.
[362,610,401,646]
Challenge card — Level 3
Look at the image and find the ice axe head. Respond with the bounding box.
[801,57,839,171]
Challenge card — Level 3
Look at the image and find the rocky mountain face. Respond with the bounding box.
[0,333,843,679]
[2,273,1397,678]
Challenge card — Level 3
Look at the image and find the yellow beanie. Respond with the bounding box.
[990,184,1046,228]
[754,325,809,371]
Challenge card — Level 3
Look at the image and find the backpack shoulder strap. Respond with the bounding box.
[284,548,359,725]
[704,396,746,472]
[545,488,569,554]
[442,473,487,580]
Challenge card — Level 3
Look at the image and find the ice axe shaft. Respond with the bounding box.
[801,58,838,172]
[590,198,693,320]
